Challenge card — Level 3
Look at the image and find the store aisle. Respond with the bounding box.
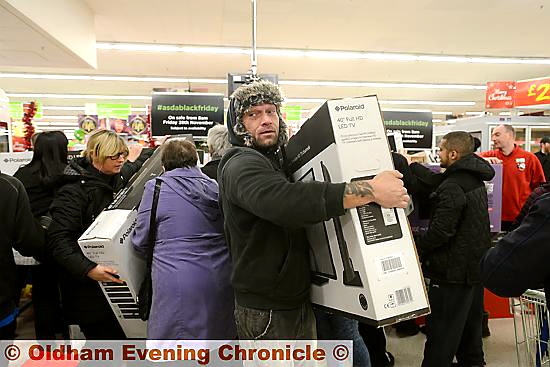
[386,318,518,366]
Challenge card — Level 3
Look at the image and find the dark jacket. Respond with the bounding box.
[217,102,346,310]
[47,157,127,324]
[535,151,550,182]
[13,166,65,217]
[410,154,495,284]
[481,193,550,306]
[201,159,220,182]
[0,173,45,321]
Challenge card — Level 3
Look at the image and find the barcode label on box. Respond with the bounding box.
[381,207,398,226]
[395,287,414,306]
[379,254,405,276]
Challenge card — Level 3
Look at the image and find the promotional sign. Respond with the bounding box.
[286,96,429,326]
[151,93,223,137]
[485,81,515,109]
[382,111,433,149]
[97,103,132,119]
[128,115,148,135]
[78,115,100,133]
[514,77,550,108]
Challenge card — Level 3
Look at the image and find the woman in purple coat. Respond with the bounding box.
[132,139,236,339]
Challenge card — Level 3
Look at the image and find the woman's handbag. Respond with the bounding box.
[138,178,162,321]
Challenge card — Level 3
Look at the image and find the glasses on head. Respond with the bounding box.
[108,152,128,160]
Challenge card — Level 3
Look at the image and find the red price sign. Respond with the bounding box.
[514,77,550,107]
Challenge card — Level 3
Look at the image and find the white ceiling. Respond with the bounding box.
[1,0,550,127]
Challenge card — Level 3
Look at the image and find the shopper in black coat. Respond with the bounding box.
[411,132,495,367]
[48,130,137,339]
[13,131,70,339]
[0,173,45,339]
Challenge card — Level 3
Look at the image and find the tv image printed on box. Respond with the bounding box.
[286,96,430,326]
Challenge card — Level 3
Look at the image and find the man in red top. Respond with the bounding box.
[480,124,545,231]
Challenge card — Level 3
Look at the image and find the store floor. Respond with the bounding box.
[386,318,518,366]
[14,305,518,366]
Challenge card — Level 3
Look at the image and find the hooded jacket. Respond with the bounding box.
[132,167,235,339]
[217,96,346,310]
[410,154,495,284]
[0,173,45,322]
[47,157,127,324]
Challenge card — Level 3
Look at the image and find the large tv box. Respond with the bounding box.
[286,96,430,326]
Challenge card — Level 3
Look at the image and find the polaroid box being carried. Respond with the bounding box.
[78,143,167,338]
[79,209,145,337]
[286,96,429,326]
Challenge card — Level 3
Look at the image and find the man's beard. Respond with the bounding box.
[252,134,279,152]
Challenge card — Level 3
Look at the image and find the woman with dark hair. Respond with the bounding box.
[15,131,68,217]
[132,139,236,339]
[14,131,69,339]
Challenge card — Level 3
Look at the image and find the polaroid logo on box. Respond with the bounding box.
[4,157,30,163]
[334,104,365,112]
[119,218,138,244]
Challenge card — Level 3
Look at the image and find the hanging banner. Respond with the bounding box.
[514,77,550,108]
[78,115,99,133]
[128,115,148,135]
[97,103,132,119]
[485,81,515,109]
[382,111,433,149]
[151,93,224,137]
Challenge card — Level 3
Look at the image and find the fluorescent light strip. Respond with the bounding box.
[280,80,485,90]
[42,106,149,113]
[432,111,453,115]
[432,119,443,123]
[379,100,476,106]
[7,93,150,100]
[35,123,79,127]
[39,116,77,120]
[9,93,476,107]
[97,42,550,65]
[0,73,226,84]
[465,111,485,116]
[0,73,485,90]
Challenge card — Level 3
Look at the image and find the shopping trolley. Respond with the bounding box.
[511,289,549,366]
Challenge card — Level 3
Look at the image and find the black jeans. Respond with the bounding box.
[234,302,316,340]
[422,282,485,367]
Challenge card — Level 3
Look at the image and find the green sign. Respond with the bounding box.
[97,103,131,119]
[8,101,43,119]
[282,105,302,121]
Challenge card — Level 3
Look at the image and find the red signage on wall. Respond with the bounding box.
[514,77,550,107]
[485,81,515,109]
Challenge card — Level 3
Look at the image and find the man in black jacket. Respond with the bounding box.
[410,131,495,367]
[218,80,410,340]
[535,136,550,182]
[0,173,45,339]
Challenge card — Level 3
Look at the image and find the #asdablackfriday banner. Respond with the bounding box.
[151,93,224,137]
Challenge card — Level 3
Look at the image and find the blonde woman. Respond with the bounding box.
[48,130,132,339]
